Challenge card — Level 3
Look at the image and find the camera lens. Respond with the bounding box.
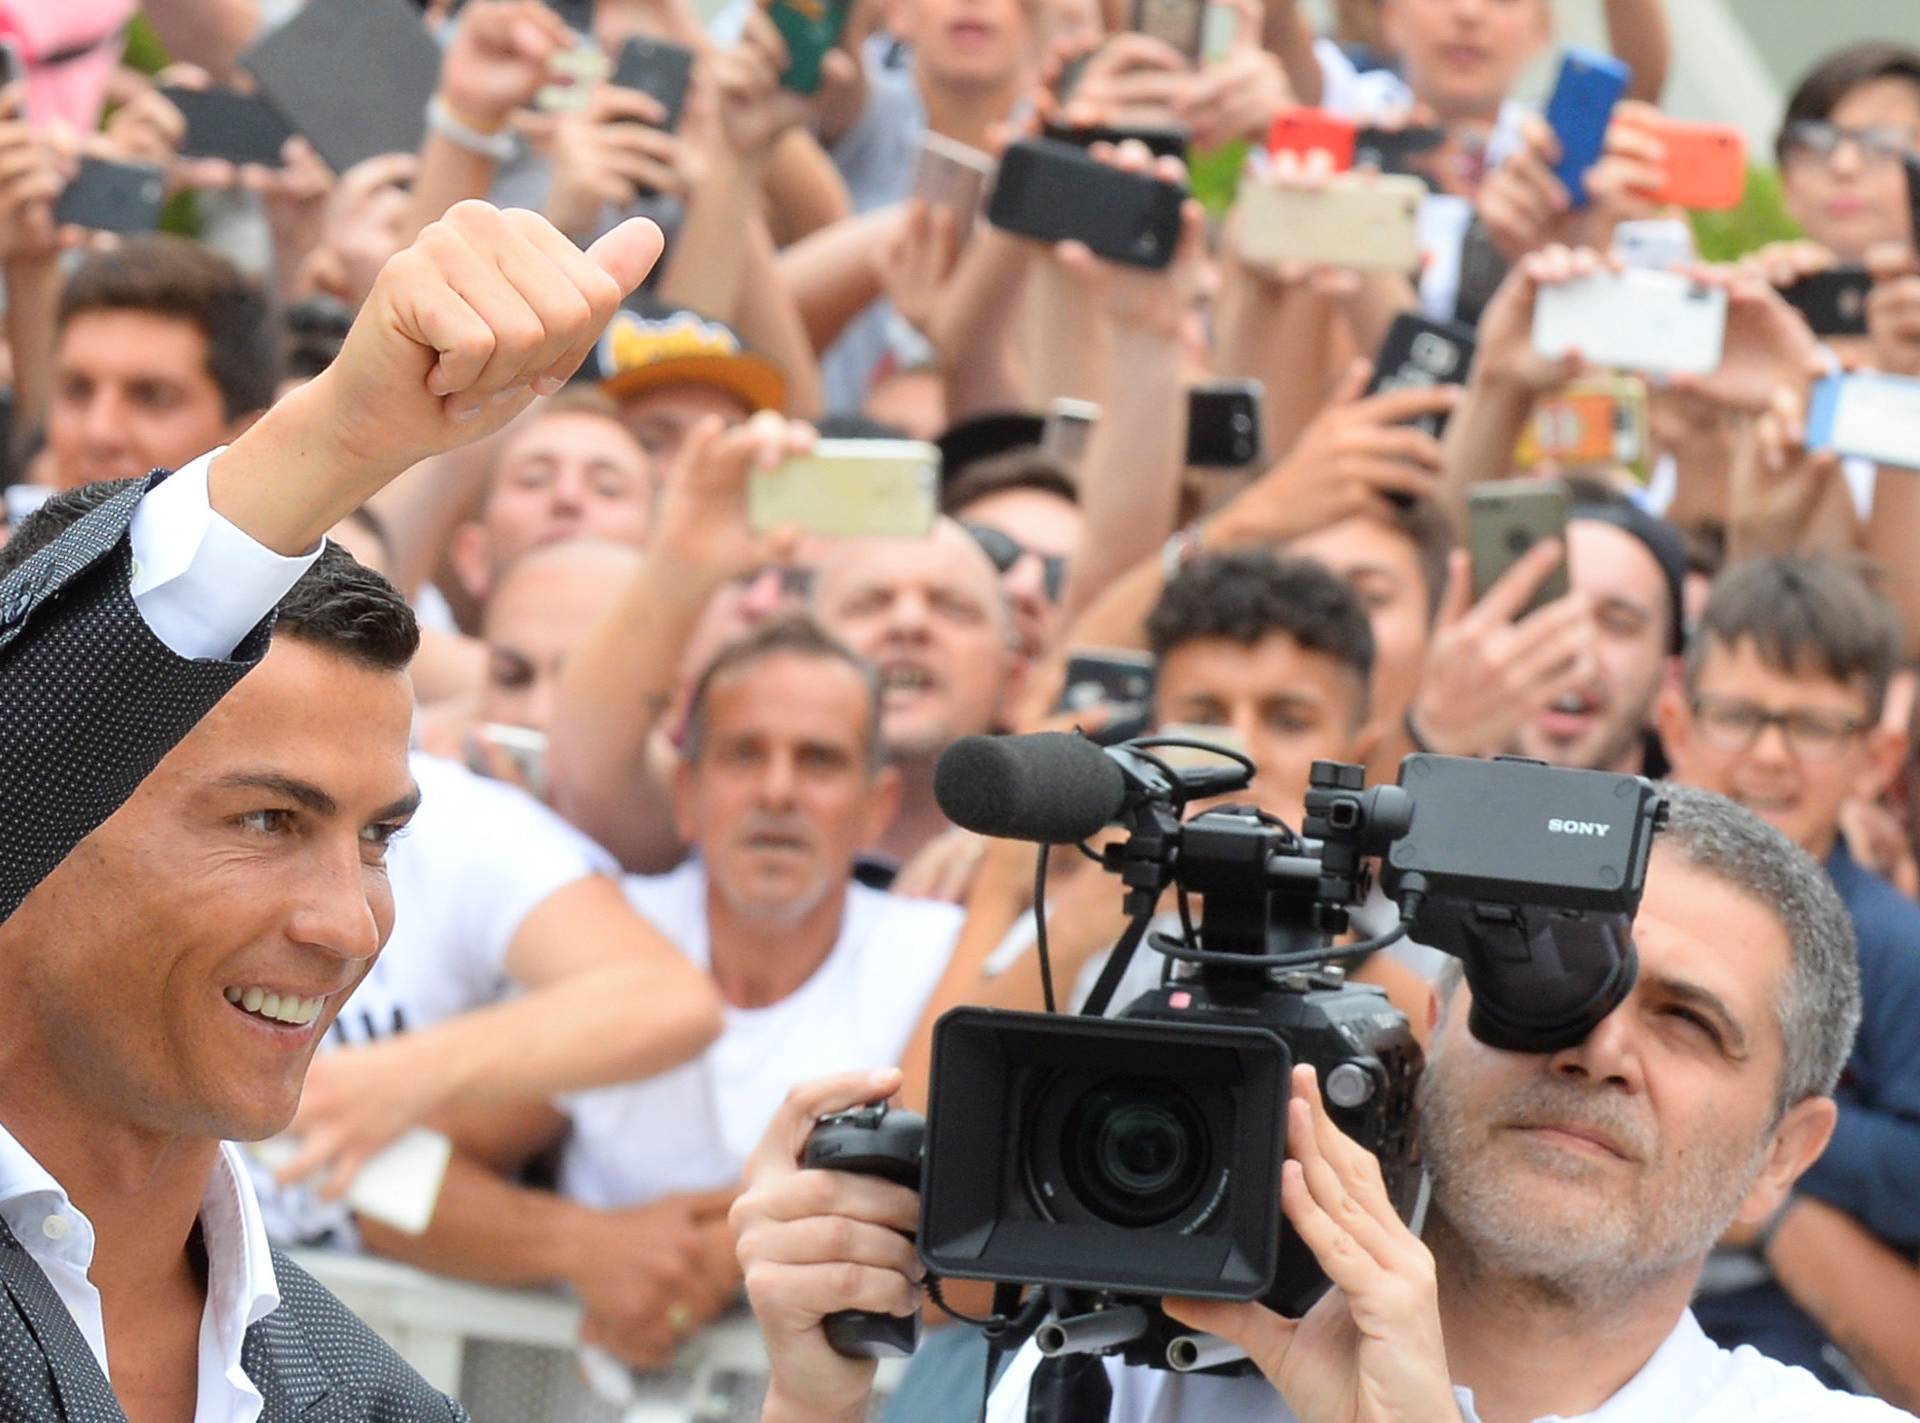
[1062,1079,1209,1228]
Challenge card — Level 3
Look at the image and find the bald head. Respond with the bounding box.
[812,518,1016,761]
[481,539,645,734]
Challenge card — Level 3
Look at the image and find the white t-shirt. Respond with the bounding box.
[337,751,618,1042]
[557,860,963,1207]
[983,1308,1916,1422]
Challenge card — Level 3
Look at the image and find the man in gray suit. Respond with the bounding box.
[0,201,664,1422]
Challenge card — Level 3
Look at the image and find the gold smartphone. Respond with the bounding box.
[748,439,942,538]
[1234,173,1425,272]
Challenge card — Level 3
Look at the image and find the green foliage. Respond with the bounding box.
[1189,140,1248,218]
[121,15,169,76]
[1689,164,1805,262]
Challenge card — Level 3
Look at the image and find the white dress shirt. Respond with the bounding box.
[985,1307,1916,1422]
[0,1121,282,1423]
[126,448,322,661]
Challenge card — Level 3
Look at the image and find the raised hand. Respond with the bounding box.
[437,0,575,134]
[546,84,691,237]
[1164,1065,1461,1423]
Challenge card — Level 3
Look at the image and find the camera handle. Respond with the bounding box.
[801,1104,927,1359]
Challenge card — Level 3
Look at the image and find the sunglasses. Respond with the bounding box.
[963,521,1068,603]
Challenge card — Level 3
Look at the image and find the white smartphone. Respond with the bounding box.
[1531,269,1727,378]
[1808,373,1920,471]
[749,439,941,537]
[250,1127,453,1236]
[1610,217,1694,271]
[1234,173,1425,272]
[1042,397,1101,465]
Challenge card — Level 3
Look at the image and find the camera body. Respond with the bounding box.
[807,746,1667,1374]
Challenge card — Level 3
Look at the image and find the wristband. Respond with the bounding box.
[425,95,517,162]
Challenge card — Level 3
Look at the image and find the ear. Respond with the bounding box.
[1654,679,1693,774]
[672,756,699,846]
[1854,725,1908,803]
[1725,1095,1837,1237]
[448,521,494,603]
[865,764,904,845]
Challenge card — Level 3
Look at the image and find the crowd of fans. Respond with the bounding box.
[2,0,1918,1415]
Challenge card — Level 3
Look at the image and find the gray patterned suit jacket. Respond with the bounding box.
[0,474,470,1420]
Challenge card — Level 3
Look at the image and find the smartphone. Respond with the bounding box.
[1040,120,1189,163]
[1641,117,1745,211]
[913,131,996,235]
[1234,172,1424,272]
[1904,154,1920,255]
[1453,216,1512,329]
[1366,313,1476,436]
[1042,397,1100,464]
[610,35,694,131]
[1781,267,1873,338]
[162,86,298,167]
[988,137,1186,270]
[1199,1,1236,64]
[1186,380,1263,468]
[467,723,549,798]
[1056,649,1157,746]
[543,0,596,32]
[1532,269,1727,378]
[52,158,166,234]
[240,0,441,173]
[1266,108,1355,169]
[1468,480,1571,615]
[1129,0,1205,63]
[1543,47,1631,206]
[1056,51,1093,102]
[768,0,852,94]
[1611,217,1694,271]
[1352,124,1446,177]
[0,39,21,90]
[1807,373,1920,472]
[749,439,941,537]
[1515,374,1652,481]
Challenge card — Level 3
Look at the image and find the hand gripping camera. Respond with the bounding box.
[806,737,1667,1375]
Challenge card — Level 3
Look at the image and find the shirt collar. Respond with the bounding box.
[0,1118,92,1264]
[1453,1310,1715,1423]
[202,1142,284,1358]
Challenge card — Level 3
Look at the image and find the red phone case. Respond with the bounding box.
[1641,118,1746,211]
[1265,108,1356,170]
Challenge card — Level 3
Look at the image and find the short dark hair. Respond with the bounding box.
[1686,555,1904,720]
[1777,42,1920,164]
[1147,551,1374,722]
[682,616,884,772]
[942,448,1080,517]
[58,236,277,421]
[0,478,418,672]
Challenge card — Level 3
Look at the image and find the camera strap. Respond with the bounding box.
[1079,914,1154,1019]
[1024,1351,1114,1423]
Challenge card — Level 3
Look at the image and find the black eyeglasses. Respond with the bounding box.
[728,565,817,600]
[1691,696,1866,762]
[963,522,1069,603]
[1781,120,1917,168]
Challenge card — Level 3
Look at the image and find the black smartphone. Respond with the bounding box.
[1039,120,1189,163]
[1781,268,1873,339]
[1352,124,1445,175]
[239,0,441,173]
[543,0,595,32]
[1186,380,1263,468]
[1366,312,1477,438]
[987,137,1185,269]
[1056,649,1157,746]
[53,158,166,234]
[1056,51,1092,102]
[1904,153,1920,256]
[0,39,21,91]
[610,35,694,131]
[162,86,298,167]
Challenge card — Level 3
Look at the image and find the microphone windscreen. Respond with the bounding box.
[934,733,1130,843]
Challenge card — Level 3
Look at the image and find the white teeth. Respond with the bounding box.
[227,988,325,1026]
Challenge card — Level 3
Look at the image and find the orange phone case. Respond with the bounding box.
[1644,118,1746,211]
[1266,108,1356,170]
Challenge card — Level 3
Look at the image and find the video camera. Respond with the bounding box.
[806,734,1668,1376]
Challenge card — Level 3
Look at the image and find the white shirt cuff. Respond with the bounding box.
[127,448,325,661]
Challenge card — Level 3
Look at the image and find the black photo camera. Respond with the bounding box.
[807,737,1668,1375]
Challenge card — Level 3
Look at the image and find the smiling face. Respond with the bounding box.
[1416,850,1834,1299]
[0,639,418,1145]
[814,520,1014,762]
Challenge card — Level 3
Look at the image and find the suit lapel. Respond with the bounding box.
[245,1288,341,1421]
[0,1218,129,1422]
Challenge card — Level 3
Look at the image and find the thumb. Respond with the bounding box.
[1331,356,1374,406]
[586,215,668,297]
[1161,1296,1299,1370]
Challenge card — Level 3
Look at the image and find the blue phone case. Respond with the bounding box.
[1544,47,1631,207]
[1806,374,1844,453]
